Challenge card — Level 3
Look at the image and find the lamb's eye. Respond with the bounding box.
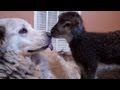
[65,23,71,27]
[63,21,71,27]
[19,28,28,34]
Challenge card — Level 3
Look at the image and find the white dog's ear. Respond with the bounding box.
[0,26,5,44]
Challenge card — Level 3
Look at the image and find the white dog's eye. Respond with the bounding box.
[19,28,28,34]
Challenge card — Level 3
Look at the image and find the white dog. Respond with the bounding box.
[0,18,80,79]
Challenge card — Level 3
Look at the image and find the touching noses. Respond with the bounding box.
[46,32,52,38]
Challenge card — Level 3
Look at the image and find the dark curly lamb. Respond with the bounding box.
[51,12,120,79]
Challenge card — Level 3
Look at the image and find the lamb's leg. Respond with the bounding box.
[81,60,98,79]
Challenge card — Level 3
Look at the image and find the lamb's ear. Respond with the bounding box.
[0,26,5,44]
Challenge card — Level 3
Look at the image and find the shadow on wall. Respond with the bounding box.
[81,11,120,32]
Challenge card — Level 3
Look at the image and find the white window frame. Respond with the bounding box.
[34,11,81,52]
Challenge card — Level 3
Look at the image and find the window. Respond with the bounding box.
[34,11,81,52]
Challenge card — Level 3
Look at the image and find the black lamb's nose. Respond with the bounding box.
[51,28,54,34]
[47,32,52,38]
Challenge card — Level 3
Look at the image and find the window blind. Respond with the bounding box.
[34,11,80,51]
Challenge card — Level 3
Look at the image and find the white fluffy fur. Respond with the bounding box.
[0,18,81,79]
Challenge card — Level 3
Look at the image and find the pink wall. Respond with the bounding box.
[0,11,34,27]
[0,11,120,33]
[81,11,120,32]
